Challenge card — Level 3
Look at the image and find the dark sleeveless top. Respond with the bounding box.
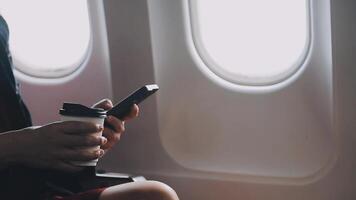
[0,16,32,132]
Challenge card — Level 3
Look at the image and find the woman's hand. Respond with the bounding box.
[92,99,139,153]
[9,121,107,172]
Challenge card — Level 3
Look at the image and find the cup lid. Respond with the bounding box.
[59,103,106,118]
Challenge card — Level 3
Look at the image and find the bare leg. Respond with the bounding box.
[99,181,179,200]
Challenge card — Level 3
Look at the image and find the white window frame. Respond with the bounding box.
[2,0,92,79]
[189,0,312,86]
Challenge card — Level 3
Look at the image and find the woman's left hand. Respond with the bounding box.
[92,99,139,154]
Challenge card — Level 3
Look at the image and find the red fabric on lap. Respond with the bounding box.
[53,188,106,200]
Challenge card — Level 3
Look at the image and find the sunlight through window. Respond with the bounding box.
[190,0,310,85]
[0,0,91,77]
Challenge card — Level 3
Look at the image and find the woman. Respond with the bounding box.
[0,14,179,200]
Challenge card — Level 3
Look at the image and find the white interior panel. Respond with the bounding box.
[99,0,356,199]
[149,0,335,179]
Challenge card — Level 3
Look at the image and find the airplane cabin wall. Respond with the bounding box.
[16,0,356,199]
[100,0,356,199]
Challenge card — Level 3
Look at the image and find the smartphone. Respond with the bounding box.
[106,84,159,120]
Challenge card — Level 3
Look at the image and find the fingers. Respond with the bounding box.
[93,99,113,110]
[123,104,139,120]
[58,148,104,161]
[58,121,103,135]
[101,128,121,151]
[102,104,138,151]
[61,134,107,147]
[105,116,125,133]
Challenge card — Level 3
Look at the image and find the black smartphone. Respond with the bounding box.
[106,84,159,120]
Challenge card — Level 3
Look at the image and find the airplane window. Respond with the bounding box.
[190,0,310,86]
[0,0,91,78]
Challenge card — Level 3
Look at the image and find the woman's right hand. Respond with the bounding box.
[12,121,107,172]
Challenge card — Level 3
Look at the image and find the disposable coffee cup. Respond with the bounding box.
[59,103,107,166]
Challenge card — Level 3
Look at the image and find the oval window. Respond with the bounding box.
[190,0,310,86]
[0,0,91,78]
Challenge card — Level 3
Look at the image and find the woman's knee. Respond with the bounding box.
[99,180,179,200]
[139,181,179,200]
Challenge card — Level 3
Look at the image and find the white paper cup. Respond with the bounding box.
[59,103,106,167]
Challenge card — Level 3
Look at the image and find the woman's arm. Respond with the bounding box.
[0,121,106,171]
[0,128,29,169]
[0,99,137,171]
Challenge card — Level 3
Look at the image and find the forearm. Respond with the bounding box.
[0,128,33,170]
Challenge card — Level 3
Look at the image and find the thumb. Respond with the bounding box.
[93,99,113,110]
